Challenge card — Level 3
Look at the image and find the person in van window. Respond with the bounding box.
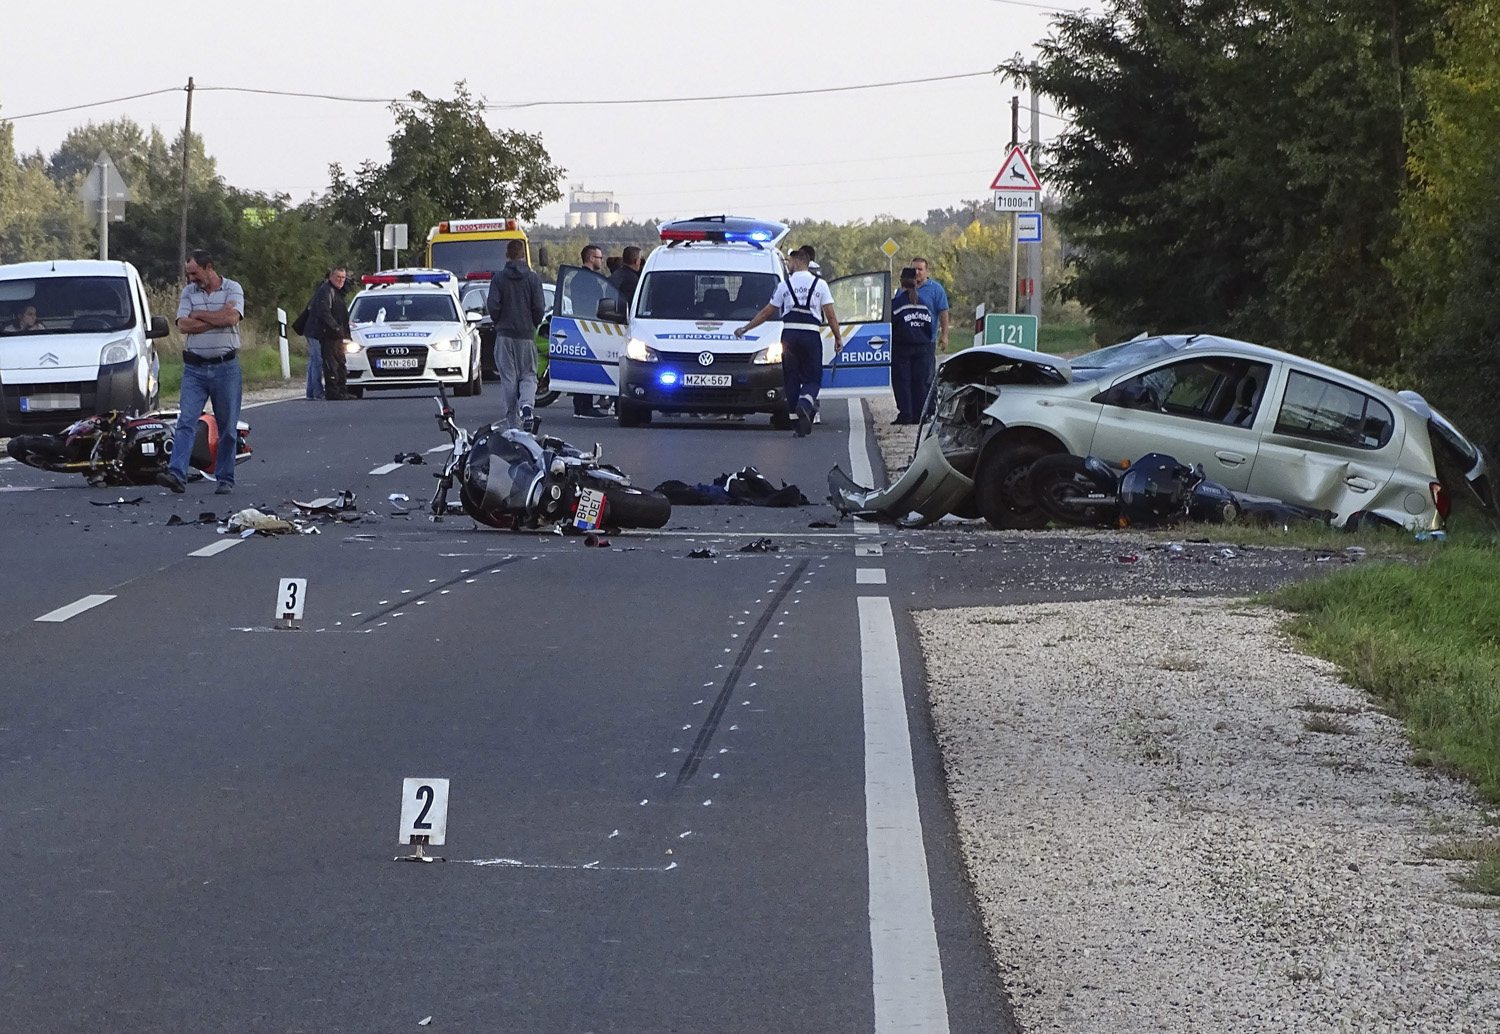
[890,267,935,424]
[3,305,45,333]
[607,246,642,309]
[734,246,843,437]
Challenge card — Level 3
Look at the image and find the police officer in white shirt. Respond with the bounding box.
[734,246,842,436]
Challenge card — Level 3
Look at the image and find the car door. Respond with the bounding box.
[547,265,627,397]
[821,271,891,398]
[1248,368,1400,519]
[1087,354,1274,490]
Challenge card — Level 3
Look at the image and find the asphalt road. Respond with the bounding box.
[0,388,1328,1033]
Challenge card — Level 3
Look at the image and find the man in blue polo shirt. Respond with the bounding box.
[157,249,244,495]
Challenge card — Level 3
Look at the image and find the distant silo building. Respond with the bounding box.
[566,185,622,229]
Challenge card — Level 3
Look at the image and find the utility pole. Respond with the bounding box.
[178,76,194,278]
[1028,78,1042,320]
[1008,96,1021,314]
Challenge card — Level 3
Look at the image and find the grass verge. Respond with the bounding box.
[1268,535,1500,805]
[157,322,308,398]
[1039,322,1093,354]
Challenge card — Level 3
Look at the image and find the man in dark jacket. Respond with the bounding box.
[306,267,353,400]
[485,239,546,430]
[607,246,642,309]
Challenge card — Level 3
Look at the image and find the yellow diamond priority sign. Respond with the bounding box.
[880,238,899,258]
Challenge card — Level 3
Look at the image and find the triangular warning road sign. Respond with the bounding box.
[989,146,1041,191]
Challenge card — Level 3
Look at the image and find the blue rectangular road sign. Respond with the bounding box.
[1017,213,1042,244]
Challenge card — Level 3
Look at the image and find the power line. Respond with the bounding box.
[2,87,183,122]
[484,71,998,109]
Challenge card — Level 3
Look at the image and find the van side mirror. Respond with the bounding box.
[147,315,171,339]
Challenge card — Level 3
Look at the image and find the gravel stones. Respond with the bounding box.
[918,596,1500,1033]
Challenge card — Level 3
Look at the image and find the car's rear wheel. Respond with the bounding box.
[617,399,652,427]
[975,440,1055,529]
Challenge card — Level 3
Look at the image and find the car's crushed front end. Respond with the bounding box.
[829,345,1071,525]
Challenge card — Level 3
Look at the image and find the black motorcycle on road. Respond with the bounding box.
[6,410,252,487]
[427,382,669,530]
[1028,452,1334,528]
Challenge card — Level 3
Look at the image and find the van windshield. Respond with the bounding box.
[0,276,136,335]
[635,271,779,321]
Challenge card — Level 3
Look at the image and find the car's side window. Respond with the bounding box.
[1106,357,1271,425]
[1273,371,1394,449]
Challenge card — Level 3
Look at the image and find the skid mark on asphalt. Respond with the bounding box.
[356,557,520,626]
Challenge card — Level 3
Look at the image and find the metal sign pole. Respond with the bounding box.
[97,157,109,261]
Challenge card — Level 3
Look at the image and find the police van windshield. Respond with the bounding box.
[0,276,136,335]
[635,271,778,321]
[349,293,458,323]
[429,240,522,279]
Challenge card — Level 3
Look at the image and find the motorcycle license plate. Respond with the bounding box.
[574,487,607,530]
[682,374,732,387]
[20,393,81,412]
[377,357,421,370]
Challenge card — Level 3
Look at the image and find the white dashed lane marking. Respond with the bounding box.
[368,462,404,475]
[189,540,240,558]
[856,568,887,585]
[855,543,884,557]
[36,594,117,623]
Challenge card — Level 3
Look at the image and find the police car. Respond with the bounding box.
[344,269,483,397]
[544,216,893,427]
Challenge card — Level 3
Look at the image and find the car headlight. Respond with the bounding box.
[101,338,137,365]
[432,338,462,352]
[752,341,784,364]
[344,340,361,354]
[625,338,657,362]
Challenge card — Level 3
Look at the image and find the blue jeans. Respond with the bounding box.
[169,357,242,485]
[891,344,936,422]
[782,331,823,413]
[305,337,324,398]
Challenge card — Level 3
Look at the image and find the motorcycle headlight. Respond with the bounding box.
[432,338,462,352]
[625,338,657,362]
[344,340,361,354]
[752,341,784,364]
[101,337,137,365]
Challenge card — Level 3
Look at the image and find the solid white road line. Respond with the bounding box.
[368,462,404,475]
[859,596,950,1033]
[189,539,240,558]
[36,594,117,623]
[847,397,875,488]
[857,568,888,584]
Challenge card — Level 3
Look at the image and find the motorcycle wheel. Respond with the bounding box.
[581,472,671,529]
[1029,454,1119,527]
[6,434,72,469]
[535,370,560,408]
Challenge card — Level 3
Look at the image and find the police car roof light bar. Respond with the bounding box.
[361,272,453,285]
[658,215,789,248]
[464,271,493,280]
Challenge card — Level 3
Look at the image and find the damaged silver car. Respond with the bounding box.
[831,334,1497,531]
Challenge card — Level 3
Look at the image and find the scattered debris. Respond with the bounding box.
[688,548,717,559]
[1218,548,1237,559]
[292,491,357,515]
[389,493,410,503]
[89,496,144,507]
[1415,530,1448,542]
[739,538,779,553]
[808,520,838,528]
[226,508,299,535]
[1117,554,1139,563]
[583,533,611,548]
[393,452,425,466]
[656,466,810,508]
[166,512,220,527]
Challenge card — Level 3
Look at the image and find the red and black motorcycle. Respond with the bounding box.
[5,410,252,487]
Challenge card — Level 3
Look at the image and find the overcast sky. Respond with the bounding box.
[3,0,1080,227]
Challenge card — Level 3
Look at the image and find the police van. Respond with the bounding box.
[546,216,891,427]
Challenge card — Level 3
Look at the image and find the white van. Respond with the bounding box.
[546,216,892,427]
[0,259,166,435]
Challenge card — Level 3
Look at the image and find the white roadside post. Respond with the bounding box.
[974,302,986,349]
[277,307,290,379]
[397,778,450,863]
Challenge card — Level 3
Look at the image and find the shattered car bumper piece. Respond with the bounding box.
[829,436,975,527]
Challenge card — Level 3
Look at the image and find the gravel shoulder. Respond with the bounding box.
[860,395,1500,1031]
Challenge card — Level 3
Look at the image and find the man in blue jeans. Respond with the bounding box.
[157,250,245,495]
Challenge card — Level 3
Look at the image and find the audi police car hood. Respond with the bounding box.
[0,329,130,375]
[350,321,461,347]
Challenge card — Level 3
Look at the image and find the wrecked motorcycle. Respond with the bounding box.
[1028,452,1334,528]
[427,383,671,530]
[5,410,252,487]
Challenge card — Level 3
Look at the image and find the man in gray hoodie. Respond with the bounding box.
[485,239,546,431]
